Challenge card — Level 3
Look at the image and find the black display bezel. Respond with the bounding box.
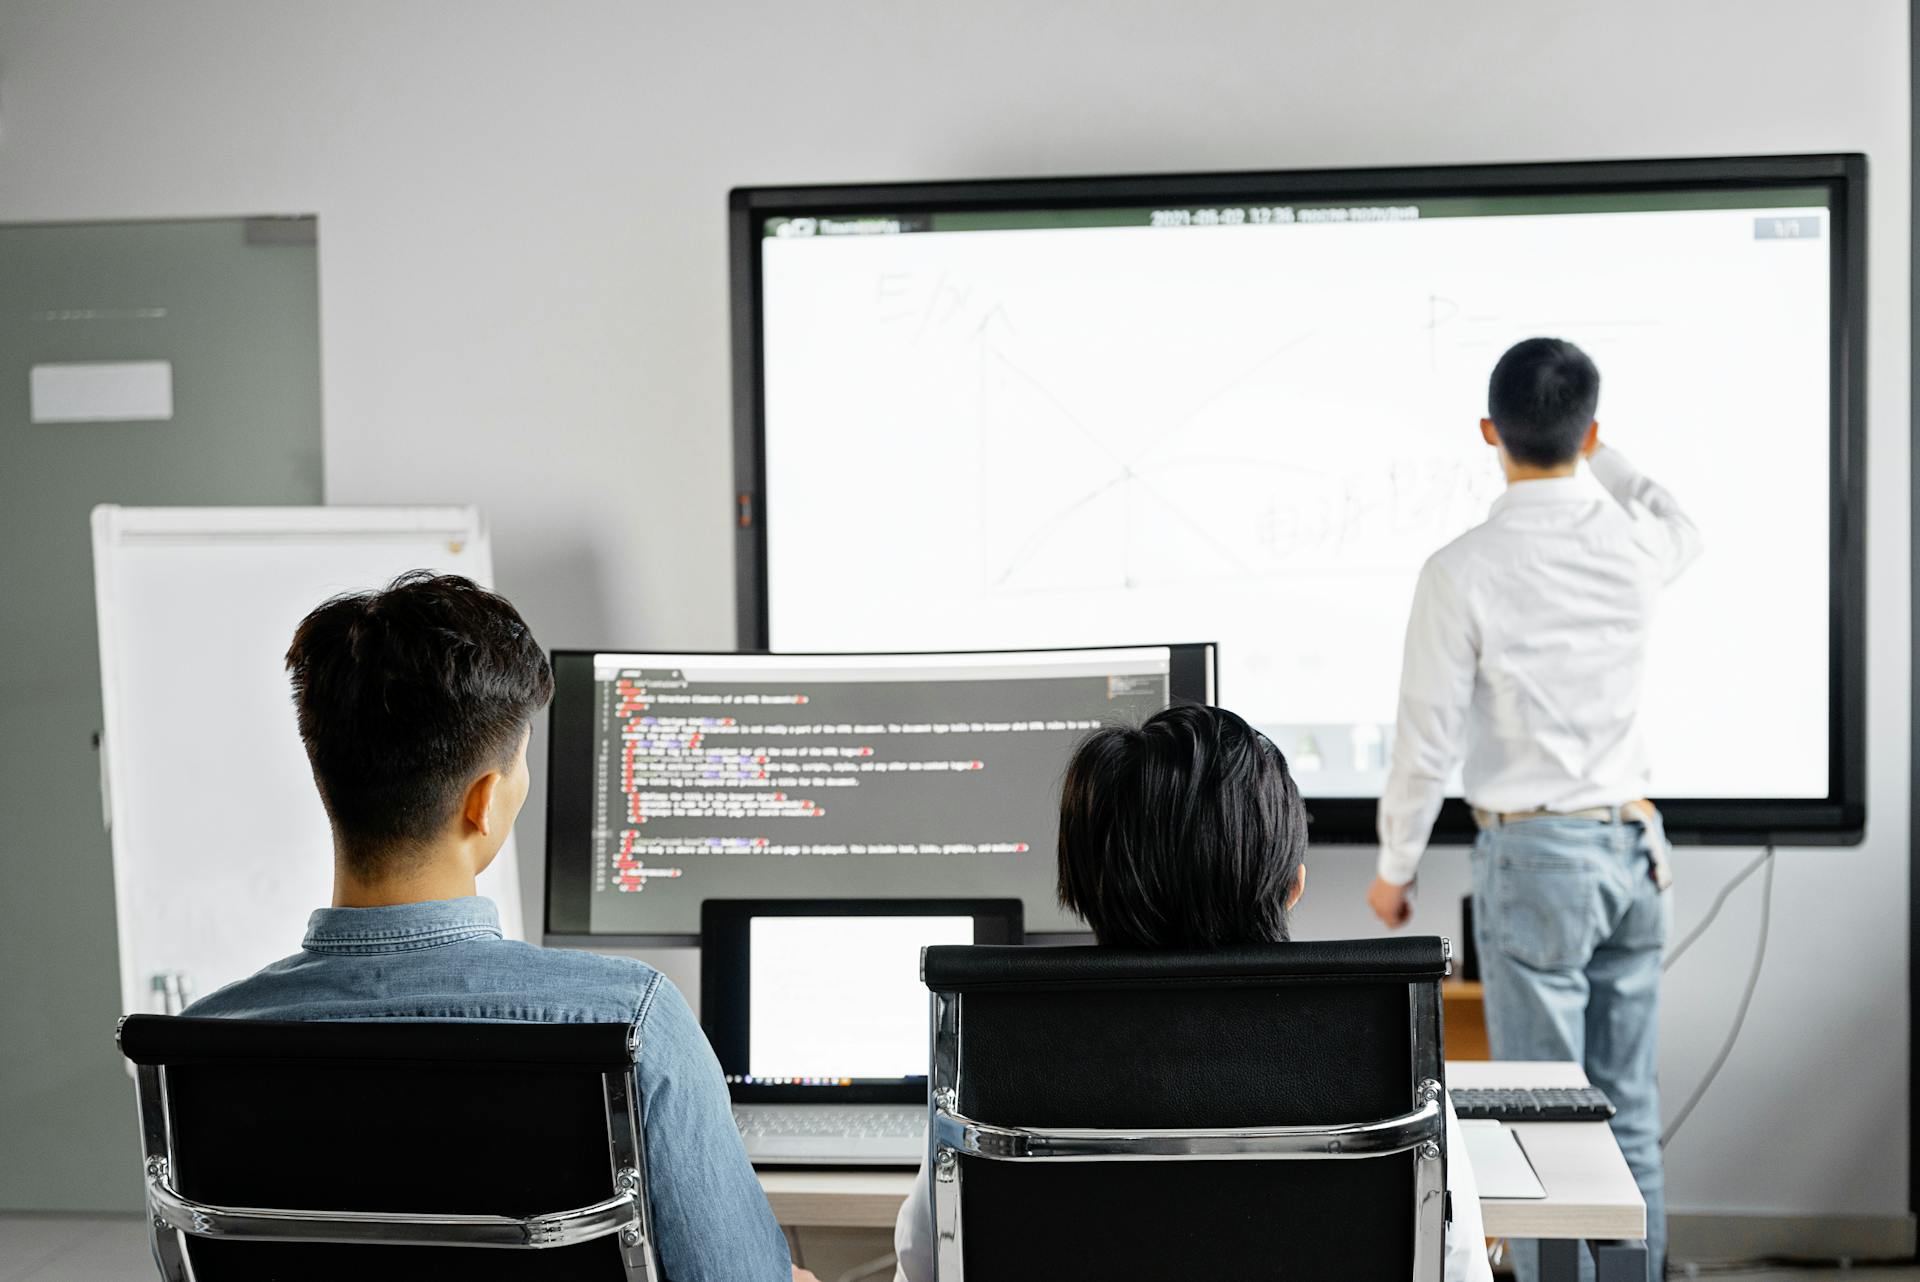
[730,154,1868,848]
[699,897,1022,1105]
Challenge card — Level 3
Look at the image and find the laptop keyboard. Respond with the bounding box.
[734,1103,926,1165]
[735,1105,924,1139]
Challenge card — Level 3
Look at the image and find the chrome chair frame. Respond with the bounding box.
[121,1019,659,1281]
[925,974,1449,1280]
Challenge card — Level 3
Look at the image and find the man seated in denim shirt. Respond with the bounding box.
[187,571,812,1282]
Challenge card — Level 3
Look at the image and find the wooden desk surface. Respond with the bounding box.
[758,1060,1646,1241]
[1446,1061,1646,1240]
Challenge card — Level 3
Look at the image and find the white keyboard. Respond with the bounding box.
[734,1103,925,1166]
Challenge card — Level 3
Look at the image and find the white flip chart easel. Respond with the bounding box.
[92,505,527,1017]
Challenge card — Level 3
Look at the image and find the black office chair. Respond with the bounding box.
[116,1016,658,1281]
[920,936,1451,1280]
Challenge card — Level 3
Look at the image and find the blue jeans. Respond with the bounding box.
[1471,815,1671,1282]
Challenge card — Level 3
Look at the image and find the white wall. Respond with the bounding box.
[0,0,1906,1221]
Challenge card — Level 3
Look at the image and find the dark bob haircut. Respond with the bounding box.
[1487,336,1601,468]
[285,571,553,868]
[1056,703,1308,949]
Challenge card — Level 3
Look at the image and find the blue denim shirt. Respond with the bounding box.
[186,897,790,1282]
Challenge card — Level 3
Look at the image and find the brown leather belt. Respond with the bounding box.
[1471,799,1657,829]
[1471,799,1671,889]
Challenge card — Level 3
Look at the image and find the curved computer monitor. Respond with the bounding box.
[545,644,1216,942]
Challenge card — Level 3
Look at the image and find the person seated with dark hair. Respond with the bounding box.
[186,572,814,1282]
[892,703,1492,1282]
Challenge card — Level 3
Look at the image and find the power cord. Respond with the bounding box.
[1663,847,1771,972]
[1660,845,1775,1148]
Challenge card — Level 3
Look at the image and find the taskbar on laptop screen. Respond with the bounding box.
[725,1075,924,1088]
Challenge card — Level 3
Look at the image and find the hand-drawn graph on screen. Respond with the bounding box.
[977,311,1510,596]
[761,202,1832,815]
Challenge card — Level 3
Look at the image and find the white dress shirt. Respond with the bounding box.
[1375,446,1703,885]
[892,1095,1495,1282]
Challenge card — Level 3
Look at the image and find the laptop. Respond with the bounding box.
[701,898,1023,1166]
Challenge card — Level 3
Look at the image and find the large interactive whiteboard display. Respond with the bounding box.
[732,156,1865,845]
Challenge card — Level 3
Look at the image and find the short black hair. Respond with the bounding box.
[285,571,552,868]
[1056,703,1308,949]
[1487,337,1601,467]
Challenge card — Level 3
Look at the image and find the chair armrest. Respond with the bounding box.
[931,1079,1444,1162]
[145,1161,643,1251]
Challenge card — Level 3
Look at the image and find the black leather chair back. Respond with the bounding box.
[118,1017,644,1281]
[922,937,1449,1281]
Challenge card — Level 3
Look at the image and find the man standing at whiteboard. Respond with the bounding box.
[1367,337,1700,1282]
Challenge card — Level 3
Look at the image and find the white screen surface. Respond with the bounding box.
[760,197,1832,800]
[747,915,973,1081]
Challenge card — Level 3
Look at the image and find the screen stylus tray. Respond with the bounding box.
[1459,1119,1548,1199]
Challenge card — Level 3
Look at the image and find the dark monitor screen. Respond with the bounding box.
[544,644,1216,940]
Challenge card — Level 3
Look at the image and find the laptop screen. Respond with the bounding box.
[702,898,1023,1103]
[747,915,973,1083]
